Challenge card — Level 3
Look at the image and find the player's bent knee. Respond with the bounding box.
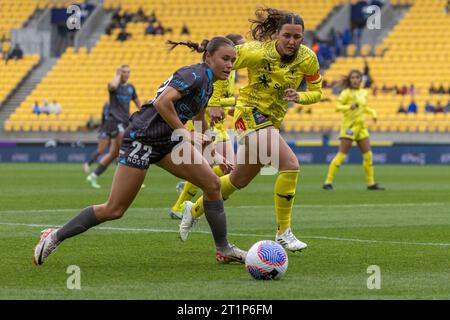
[201,176,221,194]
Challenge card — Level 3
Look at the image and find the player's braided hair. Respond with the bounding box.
[340,69,363,90]
[249,7,304,41]
[166,37,234,61]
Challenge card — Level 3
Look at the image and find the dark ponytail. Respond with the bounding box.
[249,7,304,41]
[166,37,234,61]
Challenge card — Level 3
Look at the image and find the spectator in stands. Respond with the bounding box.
[381,83,391,94]
[429,83,437,94]
[444,99,450,113]
[397,103,407,113]
[424,101,435,113]
[7,44,23,61]
[117,28,131,42]
[41,100,50,115]
[398,85,408,96]
[341,29,352,56]
[434,101,444,113]
[362,60,373,88]
[407,100,418,114]
[181,23,190,36]
[408,83,416,97]
[145,21,157,35]
[49,100,62,115]
[446,0,450,15]
[134,7,147,22]
[155,22,166,35]
[436,84,446,94]
[148,11,157,24]
[32,101,41,115]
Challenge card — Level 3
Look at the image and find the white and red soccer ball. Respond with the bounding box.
[245,240,288,280]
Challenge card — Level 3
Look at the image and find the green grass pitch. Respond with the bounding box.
[0,163,448,299]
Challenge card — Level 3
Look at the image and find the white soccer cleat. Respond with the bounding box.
[215,244,247,264]
[176,181,185,195]
[32,228,59,266]
[86,174,100,189]
[168,210,182,220]
[83,163,90,174]
[179,201,196,241]
[275,228,307,252]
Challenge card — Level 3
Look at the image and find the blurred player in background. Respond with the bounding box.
[83,101,111,174]
[86,65,141,188]
[32,36,247,266]
[179,8,322,252]
[169,33,245,220]
[323,70,385,191]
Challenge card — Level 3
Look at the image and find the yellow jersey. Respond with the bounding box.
[205,70,236,123]
[233,40,322,128]
[336,88,377,129]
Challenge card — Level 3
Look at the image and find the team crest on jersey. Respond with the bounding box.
[235,117,247,132]
[252,110,269,125]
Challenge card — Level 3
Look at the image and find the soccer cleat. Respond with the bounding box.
[275,228,307,252]
[32,228,59,266]
[86,174,101,189]
[176,181,185,195]
[215,244,247,264]
[322,183,334,190]
[83,163,90,174]
[140,183,146,189]
[179,201,197,241]
[168,210,182,220]
[367,183,385,190]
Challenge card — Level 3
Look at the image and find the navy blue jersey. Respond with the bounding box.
[129,63,213,145]
[108,83,138,123]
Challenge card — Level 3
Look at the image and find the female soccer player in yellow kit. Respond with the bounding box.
[169,34,245,220]
[323,70,384,191]
[179,8,323,252]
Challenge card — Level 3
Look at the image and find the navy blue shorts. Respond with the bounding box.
[118,128,181,170]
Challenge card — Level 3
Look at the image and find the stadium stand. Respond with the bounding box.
[285,0,450,133]
[5,0,345,132]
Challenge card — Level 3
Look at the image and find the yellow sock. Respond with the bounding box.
[275,170,299,235]
[171,181,199,213]
[362,151,375,186]
[325,152,347,184]
[192,174,238,219]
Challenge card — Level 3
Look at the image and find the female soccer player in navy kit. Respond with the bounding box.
[33,37,247,266]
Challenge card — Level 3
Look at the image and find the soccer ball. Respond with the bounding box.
[245,240,288,280]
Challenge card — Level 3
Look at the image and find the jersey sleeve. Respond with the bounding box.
[131,84,138,100]
[168,67,202,97]
[208,80,236,108]
[336,89,352,112]
[298,52,323,105]
[233,41,263,70]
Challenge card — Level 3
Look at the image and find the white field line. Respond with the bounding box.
[0,221,448,247]
[0,202,445,215]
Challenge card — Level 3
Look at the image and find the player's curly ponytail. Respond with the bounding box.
[249,7,304,41]
[166,37,234,61]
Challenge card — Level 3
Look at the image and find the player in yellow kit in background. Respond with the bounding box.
[323,70,385,191]
[169,34,245,219]
[179,8,323,252]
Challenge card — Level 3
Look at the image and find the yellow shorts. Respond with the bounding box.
[339,124,370,141]
[233,108,274,140]
[185,120,230,143]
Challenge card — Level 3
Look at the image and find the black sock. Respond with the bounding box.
[87,151,100,166]
[203,199,228,249]
[56,206,100,242]
[94,164,107,176]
